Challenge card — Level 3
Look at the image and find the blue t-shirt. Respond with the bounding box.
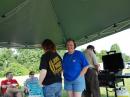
[62,50,89,81]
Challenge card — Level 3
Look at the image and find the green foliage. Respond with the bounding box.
[110,44,130,62]
[0,63,29,77]
[16,49,42,68]
[0,71,5,77]
[6,63,29,76]
[15,49,43,73]
[96,43,130,63]
[0,48,14,68]
[0,48,42,77]
[122,53,130,62]
[0,43,130,77]
[57,50,66,58]
[110,43,121,53]
[96,50,107,63]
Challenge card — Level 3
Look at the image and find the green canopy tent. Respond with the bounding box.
[0,0,130,48]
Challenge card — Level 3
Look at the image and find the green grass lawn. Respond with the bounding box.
[62,69,130,97]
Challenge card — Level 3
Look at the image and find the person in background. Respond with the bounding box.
[24,71,38,94]
[62,39,89,97]
[39,39,62,97]
[1,72,23,97]
[84,45,101,97]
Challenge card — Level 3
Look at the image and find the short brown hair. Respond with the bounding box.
[5,72,12,77]
[29,71,35,75]
[65,38,76,49]
[41,39,56,52]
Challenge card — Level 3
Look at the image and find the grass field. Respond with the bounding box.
[62,69,130,97]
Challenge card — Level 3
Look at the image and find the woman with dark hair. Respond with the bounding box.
[83,45,101,97]
[39,39,62,97]
[62,39,89,97]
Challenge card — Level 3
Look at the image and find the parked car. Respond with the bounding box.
[125,62,130,69]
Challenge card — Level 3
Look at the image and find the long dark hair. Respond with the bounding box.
[41,39,56,52]
[87,45,96,54]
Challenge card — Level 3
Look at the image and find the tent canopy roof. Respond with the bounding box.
[0,0,130,48]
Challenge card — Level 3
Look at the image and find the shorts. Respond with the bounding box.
[43,83,62,97]
[64,75,85,92]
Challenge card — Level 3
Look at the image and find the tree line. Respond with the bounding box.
[0,43,130,77]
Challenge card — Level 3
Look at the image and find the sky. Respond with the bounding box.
[76,28,130,56]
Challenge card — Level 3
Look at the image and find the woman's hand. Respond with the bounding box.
[95,64,100,73]
[80,66,88,76]
[39,69,47,87]
[39,82,43,87]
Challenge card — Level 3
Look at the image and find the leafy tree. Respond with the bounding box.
[57,50,66,58]
[0,48,42,77]
[0,62,29,76]
[110,44,130,62]
[110,44,121,53]
[1,45,129,78]
[16,49,42,71]
[96,50,107,63]
[0,48,15,69]
[122,53,130,62]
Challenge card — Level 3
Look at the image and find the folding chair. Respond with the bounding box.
[26,80,44,97]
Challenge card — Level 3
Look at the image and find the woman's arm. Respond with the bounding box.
[95,63,100,72]
[91,51,100,72]
[39,69,47,86]
[80,66,88,76]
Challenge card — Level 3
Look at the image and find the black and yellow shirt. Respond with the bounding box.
[39,51,62,85]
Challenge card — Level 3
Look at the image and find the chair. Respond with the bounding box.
[0,86,2,97]
[25,80,44,97]
[0,86,4,97]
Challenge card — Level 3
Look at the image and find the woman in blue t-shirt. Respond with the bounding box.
[62,39,89,97]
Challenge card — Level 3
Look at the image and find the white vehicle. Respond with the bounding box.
[125,62,130,69]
